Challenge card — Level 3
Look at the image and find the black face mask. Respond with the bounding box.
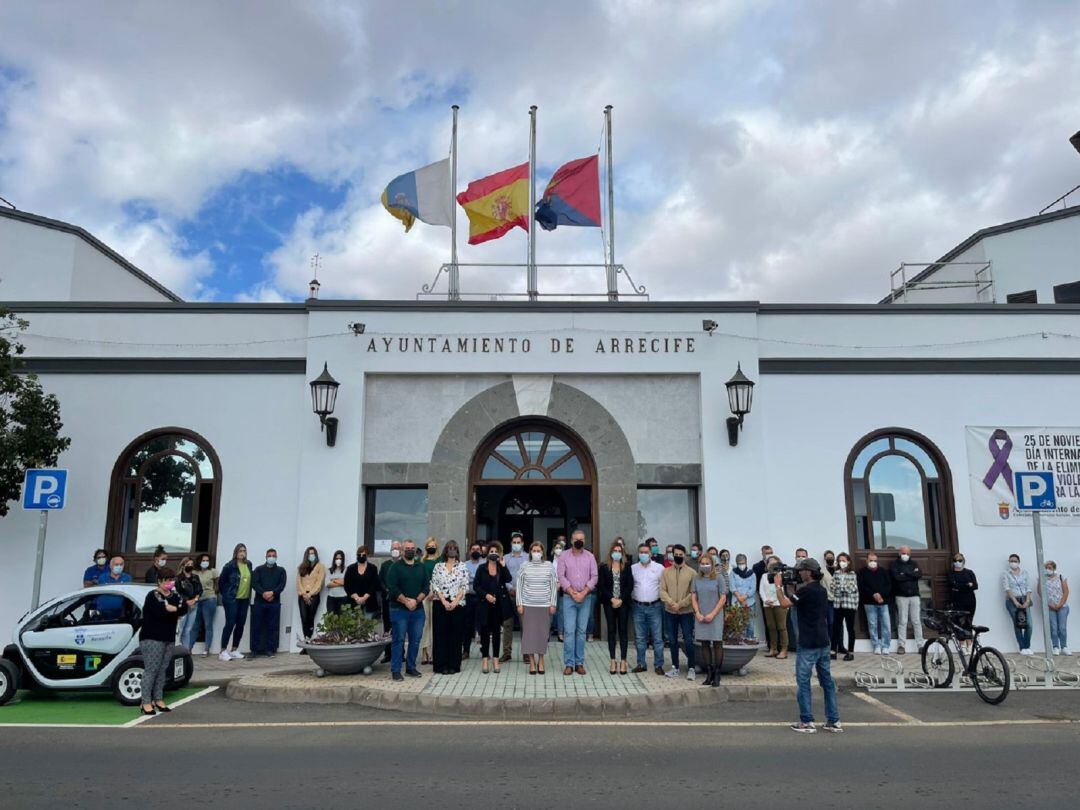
[825,558,835,567]
[184,566,193,573]
[488,553,499,561]
[471,551,481,560]
[426,547,437,556]
[573,539,585,550]
[357,553,367,563]
[673,555,684,565]
[447,551,458,559]
[403,549,416,561]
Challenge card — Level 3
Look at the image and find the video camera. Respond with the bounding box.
[770,561,800,587]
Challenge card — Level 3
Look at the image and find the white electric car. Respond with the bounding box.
[0,584,193,706]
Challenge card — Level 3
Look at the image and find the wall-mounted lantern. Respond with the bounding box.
[725,363,755,446]
[309,362,340,447]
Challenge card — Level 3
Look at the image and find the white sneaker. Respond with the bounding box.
[687,667,696,681]
[1053,647,1060,655]
[874,648,882,655]
[1062,648,1072,655]
[665,667,680,679]
[218,651,231,662]
[229,650,246,660]
[882,648,891,656]
[1020,649,1032,656]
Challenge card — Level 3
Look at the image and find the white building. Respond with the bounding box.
[2,205,1078,655]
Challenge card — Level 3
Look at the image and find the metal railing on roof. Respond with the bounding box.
[887,261,994,304]
[417,262,648,302]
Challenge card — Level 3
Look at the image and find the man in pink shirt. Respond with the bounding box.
[556,529,598,675]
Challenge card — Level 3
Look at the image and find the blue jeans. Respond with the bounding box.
[220,598,249,651]
[251,599,281,654]
[864,604,891,651]
[745,603,757,640]
[796,645,839,725]
[664,611,695,669]
[561,593,594,667]
[1005,599,1033,650]
[390,606,425,674]
[1050,605,1069,649]
[633,601,664,670]
[182,598,218,650]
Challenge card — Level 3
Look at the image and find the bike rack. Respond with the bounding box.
[855,656,934,691]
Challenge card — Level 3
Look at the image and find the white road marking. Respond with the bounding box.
[122,685,219,728]
[850,690,925,724]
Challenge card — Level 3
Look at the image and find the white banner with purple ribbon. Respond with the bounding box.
[966,426,1080,526]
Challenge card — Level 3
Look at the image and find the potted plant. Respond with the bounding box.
[721,604,762,674]
[297,606,390,676]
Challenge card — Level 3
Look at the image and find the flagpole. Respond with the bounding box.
[528,105,538,301]
[604,104,617,301]
[449,104,460,301]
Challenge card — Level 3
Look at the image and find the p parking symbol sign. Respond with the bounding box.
[22,469,68,510]
[1014,471,1056,511]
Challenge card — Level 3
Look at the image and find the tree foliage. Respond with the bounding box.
[0,310,71,516]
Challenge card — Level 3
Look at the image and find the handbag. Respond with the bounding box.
[1013,606,1028,629]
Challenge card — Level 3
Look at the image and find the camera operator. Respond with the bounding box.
[775,557,842,733]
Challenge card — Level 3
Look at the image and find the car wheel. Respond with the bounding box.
[166,654,193,690]
[0,658,18,706]
[111,659,144,706]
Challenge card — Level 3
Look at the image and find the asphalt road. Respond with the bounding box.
[3,689,1078,808]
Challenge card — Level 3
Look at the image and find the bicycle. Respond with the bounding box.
[920,608,1010,705]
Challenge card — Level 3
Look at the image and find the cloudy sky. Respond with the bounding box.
[1,1,1079,303]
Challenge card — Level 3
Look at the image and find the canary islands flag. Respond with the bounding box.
[381,158,453,232]
[456,162,530,244]
[534,155,601,231]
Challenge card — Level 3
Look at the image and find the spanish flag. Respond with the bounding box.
[456,162,529,244]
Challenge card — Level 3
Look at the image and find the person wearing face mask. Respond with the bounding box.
[516,540,559,675]
[752,545,775,649]
[83,548,110,588]
[663,545,675,569]
[728,554,757,642]
[473,542,512,674]
[819,551,835,644]
[462,542,485,660]
[96,555,132,620]
[718,550,731,576]
[419,538,440,666]
[502,531,528,663]
[550,539,567,642]
[385,539,431,680]
[556,530,599,675]
[688,543,703,572]
[631,542,666,674]
[890,545,924,655]
[830,553,858,661]
[144,545,168,584]
[598,541,635,674]
[138,566,188,716]
[857,552,893,654]
[692,552,728,687]
[430,540,469,675]
[187,553,219,655]
[218,543,254,661]
[946,554,978,653]
[660,544,697,679]
[325,550,349,616]
[175,557,204,648]
[646,538,663,565]
[1038,561,1070,656]
[1003,553,1033,654]
[345,545,383,621]
[250,549,287,658]
[379,540,403,662]
[759,555,789,658]
[296,546,326,643]
[787,549,810,652]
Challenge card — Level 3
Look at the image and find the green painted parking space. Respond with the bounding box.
[0,687,203,726]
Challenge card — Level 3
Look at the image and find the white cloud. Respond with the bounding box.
[2,1,1079,302]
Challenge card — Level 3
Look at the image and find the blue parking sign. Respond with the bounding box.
[22,469,68,510]
[1014,471,1056,511]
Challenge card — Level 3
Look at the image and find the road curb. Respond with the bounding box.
[224,673,812,716]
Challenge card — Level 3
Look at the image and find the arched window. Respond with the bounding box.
[846,431,952,550]
[476,428,588,482]
[106,429,221,562]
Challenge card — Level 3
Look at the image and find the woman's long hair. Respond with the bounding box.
[299,546,319,577]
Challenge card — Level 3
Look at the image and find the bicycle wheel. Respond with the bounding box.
[971,647,1010,705]
[920,638,954,687]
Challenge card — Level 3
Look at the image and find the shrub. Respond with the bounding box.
[723,603,754,644]
[308,606,385,645]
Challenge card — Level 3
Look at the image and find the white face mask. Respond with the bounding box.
[868,561,878,570]
[900,554,910,562]
[200,560,210,569]
[390,548,401,559]
[553,548,563,557]
[1009,561,1020,570]
[530,551,542,562]
[308,554,317,563]
[838,560,849,570]
[512,543,523,553]
[95,557,107,566]
[156,558,166,567]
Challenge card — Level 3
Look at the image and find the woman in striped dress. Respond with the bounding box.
[516,540,559,675]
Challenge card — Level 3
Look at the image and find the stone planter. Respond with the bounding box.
[720,642,762,674]
[298,640,388,677]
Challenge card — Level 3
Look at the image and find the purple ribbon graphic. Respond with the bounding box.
[982,428,1015,494]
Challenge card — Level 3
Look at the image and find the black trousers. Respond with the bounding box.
[832,607,856,653]
[603,601,631,660]
[297,595,321,639]
[432,602,465,673]
[479,603,502,658]
[381,591,391,633]
[462,593,479,654]
[326,595,350,615]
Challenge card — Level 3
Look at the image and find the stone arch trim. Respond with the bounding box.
[428,380,637,548]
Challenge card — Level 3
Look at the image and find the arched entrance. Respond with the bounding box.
[469,419,598,555]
